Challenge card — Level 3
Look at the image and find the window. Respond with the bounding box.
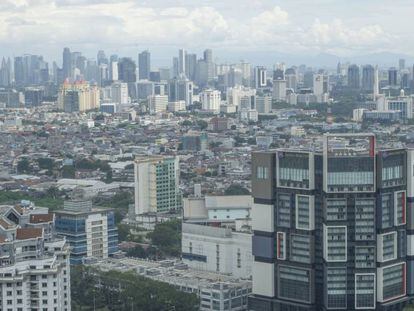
[326,268,347,309]
[394,191,406,226]
[277,193,291,227]
[355,246,375,268]
[324,225,347,262]
[290,234,311,264]
[276,232,286,260]
[278,265,311,303]
[379,232,397,262]
[256,166,268,179]
[296,195,314,230]
[355,274,375,309]
[381,193,393,229]
[380,263,406,302]
[326,199,346,221]
[355,198,375,241]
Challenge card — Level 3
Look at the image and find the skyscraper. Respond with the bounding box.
[362,64,375,92]
[388,67,398,87]
[138,50,151,80]
[347,64,360,89]
[133,156,182,218]
[178,49,186,76]
[185,53,197,81]
[118,57,137,98]
[249,133,411,311]
[255,66,267,89]
[62,47,72,80]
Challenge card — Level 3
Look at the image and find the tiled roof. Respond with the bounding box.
[16,228,43,240]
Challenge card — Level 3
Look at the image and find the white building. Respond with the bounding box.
[256,96,272,114]
[226,86,256,110]
[148,95,168,114]
[0,205,71,311]
[353,108,367,122]
[182,223,253,279]
[168,100,186,112]
[200,89,221,113]
[111,81,129,105]
[133,156,181,217]
[272,79,286,101]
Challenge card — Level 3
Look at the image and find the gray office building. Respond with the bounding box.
[249,133,413,311]
[138,50,151,80]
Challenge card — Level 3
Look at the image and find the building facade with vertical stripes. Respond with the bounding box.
[249,133,413,311]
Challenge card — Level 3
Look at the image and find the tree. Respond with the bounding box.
[196,119,208,130]
[62,165,75,178]
[224,184,250,195]
[17,158,32,174]
[181,120,192,127]
[37,158,54,171]
[147,219,182,257]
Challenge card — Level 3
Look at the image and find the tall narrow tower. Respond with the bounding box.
[373,65,379,98]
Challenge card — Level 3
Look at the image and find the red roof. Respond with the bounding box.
[16,228,43,240]
[30,214,54,224]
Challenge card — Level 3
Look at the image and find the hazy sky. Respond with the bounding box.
[1,0,413,65]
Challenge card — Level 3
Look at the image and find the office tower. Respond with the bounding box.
[203,49,214,81]
[168,76,193,107]
[118,57,136,83]
[0,205,71,310]
[399,58,405,71]
[200,89,221,113]
[58,81,100,112]
[374,65,380,98]
[97,50,108,65]
[238,61,251,86]
[109,60,118,81]
[118,57,137,98]
[62,47,72,80]
[85,59,99,82]
[110,81,128,105]
[389,67,398,87]
[255,66,267,89]
[362,65,375,92]
[196,59,209,87]
[347,64,360,89]
[272,78,286,101]
[303,71,314,88]
[401,71,410,89]
[178,49,186,75]
[98,63,108,86]
[249,133,411,311]
[138,50,151,80]
[149,71,161,82]
[313,73,324,99]
[0,57,11,86]
[136,80,154,100]
[14,56,25,86]
[24,87,44,107]
[226,86,256,108]
[55,200,118,264]
[148,94,168,114]
[185,53,197,81]
[256,96,272,114]
[133,156,182,218]
[273,69,285,81]
[285,67,297,91]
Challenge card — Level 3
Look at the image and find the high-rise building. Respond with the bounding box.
[255,66,267,89]
[58,80,100,112]
[249,133,412,311]
[110,81,128,105]
[178,49,186,76]
[62,47,72,80]
[347,64,360,89]
[185,53,197,81]
[97,50,108,65]
[148,94,168,114]
[256,96,272,114]
[362,64,375,92]
[118,57,137,98]
[138,50,151,80]
[168,76,193,107]
[0,205,71,310]
[55,200,118,264]
[399,58,406,71]
[133,156,182,217]
[200,89,221,113]
[0,57,11,86]
[389,67,398,87]
[272,78,286,101]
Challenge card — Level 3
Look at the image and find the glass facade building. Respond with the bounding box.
[249,134,413,311]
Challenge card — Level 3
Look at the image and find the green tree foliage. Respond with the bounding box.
[224,184,250,195]
[71,266,198,311]
[181,120,193,127]
[36,158,54,171]
[61,165,76,178]
[17,158,32,174]
[0,190,63,210]
[147,219,181,257]
[196,119,208,130]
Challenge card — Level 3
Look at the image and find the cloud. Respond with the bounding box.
[0,0,406,60]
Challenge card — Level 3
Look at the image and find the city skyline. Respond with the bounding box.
[1,0,414,66]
